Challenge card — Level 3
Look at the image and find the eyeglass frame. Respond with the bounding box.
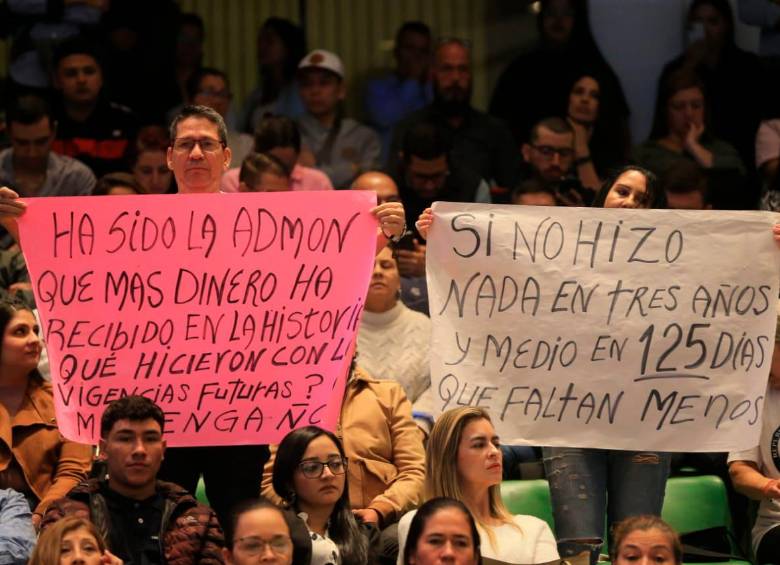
[233,535,293,555]
[297,456,349,479]
[171,137,226,154]
[531,144,575,159]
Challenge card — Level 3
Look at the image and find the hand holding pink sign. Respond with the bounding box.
[18,190,377,446]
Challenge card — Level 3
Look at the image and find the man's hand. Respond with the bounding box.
[397,240,426,277]
[0,187,26,218]
[372,201,406,240]
[353,508,380,525]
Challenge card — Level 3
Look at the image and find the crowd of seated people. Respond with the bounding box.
[0,0,780,563]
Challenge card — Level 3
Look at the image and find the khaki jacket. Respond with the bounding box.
[0,379,92,514]
[262,367,425,525]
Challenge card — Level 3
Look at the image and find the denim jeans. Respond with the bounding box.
[543,447,671,563]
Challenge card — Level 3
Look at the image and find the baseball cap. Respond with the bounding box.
[298,49,344,79]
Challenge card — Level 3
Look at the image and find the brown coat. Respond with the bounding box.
[262,367,425,525]
[41,479,225,565]
[0,378,92,514]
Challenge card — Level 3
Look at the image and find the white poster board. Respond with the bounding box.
[427,203,780,452]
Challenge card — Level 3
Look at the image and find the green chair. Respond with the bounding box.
[500,479,555,533]
[661,475,750,565]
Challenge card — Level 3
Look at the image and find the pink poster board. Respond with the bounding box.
[17,191,377,446]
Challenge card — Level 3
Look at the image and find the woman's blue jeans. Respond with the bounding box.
[543,447,671,563]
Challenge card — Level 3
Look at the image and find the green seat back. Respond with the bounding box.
[500,479,555,532]
[661,475,730,534]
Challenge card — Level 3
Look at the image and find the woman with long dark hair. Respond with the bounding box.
[241,17,307,132]
[0,300,92,527]
[633,69,743,182]
[272,425,374,565]
[565,70,631,190]
[543,166,669,565]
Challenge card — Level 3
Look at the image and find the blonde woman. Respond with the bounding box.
[396,407,558,564]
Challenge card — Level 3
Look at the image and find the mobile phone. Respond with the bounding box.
[395,233,417,251]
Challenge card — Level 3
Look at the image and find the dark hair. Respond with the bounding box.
[403,498,482,565]
[272,426,368,565]
[254,115,301,153]
[227,498,288,548]
[687,0,734,44]
[178,12,205,38]
[53,36,103,70]
[7,95,51,127]
[259,18,307,103]
[186,67,230,102]
[100,395,165,438]
[396,21,431,45]
[92,172,145,196]
[649,69,708,140]
[0,299,42,383]
[661,160,709,200]
[592,165,665,209]
[529,116,573,144]
[125,125,169,167]
[511,178,558,204]
[168,104,228,146]
[239,152,290,190]
[611,515,682,565]
[564,71,631,172]
[402,122,449,163]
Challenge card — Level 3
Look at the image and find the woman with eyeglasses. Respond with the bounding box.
[272,425,375,565]
[223,499,295,565]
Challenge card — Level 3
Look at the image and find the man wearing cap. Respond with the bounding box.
[296,49,381,188]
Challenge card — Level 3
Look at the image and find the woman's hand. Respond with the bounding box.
[372,201,406,240]
[415,208,433,240]
[773,223,780,245]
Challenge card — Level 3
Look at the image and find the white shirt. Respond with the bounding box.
[357,302,431,404]
[728,386,780,554]
[396,508,559,565]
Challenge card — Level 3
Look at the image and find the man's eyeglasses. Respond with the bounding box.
[234,535,292,555]
[172,138,225,153]
[532,145,574,159]
[298,457,348,479]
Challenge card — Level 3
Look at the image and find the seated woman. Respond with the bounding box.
[564,71,631,191]
[0,300,92,526]
[632,69,743,183]
[396,407,558,564]
[610,515,682,565]
[402,498,482,565]
[238,152,291,192]
[92,173,146,196]
[728,308,780,564]
[128,126,176,194]
[30,516,121,565]
[273,425,376,564]
[262,357,425,531]
[357,246,431,410]
[223,499,297,565]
